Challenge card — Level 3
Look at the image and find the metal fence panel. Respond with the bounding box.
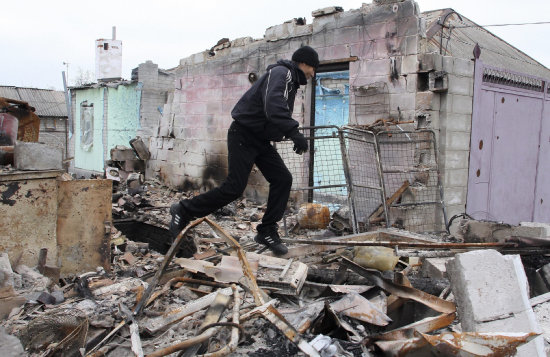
[277,127,447,234]
[277,126,352,229]
[376,130,447,233]
[340,126,387,232]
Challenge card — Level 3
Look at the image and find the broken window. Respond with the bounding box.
[80,101,94,151]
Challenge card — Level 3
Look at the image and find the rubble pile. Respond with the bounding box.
[2,181,550,356]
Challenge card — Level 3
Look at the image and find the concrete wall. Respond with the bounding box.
[106,84,141,153]
[437,56,475,220]
[71,82,142,175]
[39,117,67,159]
[137,61,175,140]
[74,87,105,173]
[148,0,433,202]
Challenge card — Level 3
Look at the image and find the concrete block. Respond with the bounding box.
[0,327,25,356]
[443,187,465,206]
[447,131,471,151]
[456,220,510,243]
[0,253,14,288]
[447,250,545,356]
[453,57,475,77]
[444,168,469,187]
[448,75,473,96]
[415,91,435,111]
[520,222,550,237]
[363,59,391,77]
[418,53,443,72]
[264,20,312,41]
[14,141,62,170]
[390,93,415,111]
[421,257,450,279]
[401,55,418,74]
[439,93,452,111]
[532,302,550,354]
[129,136,151,160]
[337,9,366,28]
[429,71,448,92]
[442,56,454,72]
[452,94,473,114]
[404,35,418,55]
[443,150,469,170]
[445,113,471,132]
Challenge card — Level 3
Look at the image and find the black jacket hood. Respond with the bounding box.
[231,60,306,141]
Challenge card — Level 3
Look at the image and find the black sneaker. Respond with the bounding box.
[169,203,197,258]
[254,228,288,256]
[169,202,190,238]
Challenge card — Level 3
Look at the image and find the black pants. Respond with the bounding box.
[180,121,292,231]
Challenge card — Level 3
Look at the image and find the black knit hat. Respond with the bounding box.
[292,46,319,69]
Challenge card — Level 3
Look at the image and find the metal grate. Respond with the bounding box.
[376,130,447,233]
[277,127,447,234]
[340,126,387,232]
[482,68,544,92]
[278,126,350,216]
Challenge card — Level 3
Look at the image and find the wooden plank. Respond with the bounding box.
[369,180,410,222]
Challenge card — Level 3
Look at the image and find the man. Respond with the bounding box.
[169,45,319,256]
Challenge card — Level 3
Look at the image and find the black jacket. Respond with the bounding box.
[231,60,307,141]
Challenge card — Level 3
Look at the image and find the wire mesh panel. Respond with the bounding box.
[277,126,351,221]
[376,130,447,233]
[340,126,387,232]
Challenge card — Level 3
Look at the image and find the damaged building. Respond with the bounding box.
[2,0,550,356]
[139,0,550,232]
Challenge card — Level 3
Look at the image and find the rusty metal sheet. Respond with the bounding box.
[0,171,60,268]
[367,313,456,344]
[341,257,456,314]
[375,331,537,357]
[421,332,538,356]
[57,179,112,275]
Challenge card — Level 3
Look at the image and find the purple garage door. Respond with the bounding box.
[467,60,550,225]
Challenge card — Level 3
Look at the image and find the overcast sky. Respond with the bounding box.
[2,0,549,90]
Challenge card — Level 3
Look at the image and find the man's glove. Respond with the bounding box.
[289,129,308,155]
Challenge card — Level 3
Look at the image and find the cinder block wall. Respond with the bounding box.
[147,0,470,219]
[39,117,68,159]
[148,1,435,198]
[438,56,475,220]
[137,61,175,139]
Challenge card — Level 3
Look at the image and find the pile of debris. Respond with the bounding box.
[2,182,550,356]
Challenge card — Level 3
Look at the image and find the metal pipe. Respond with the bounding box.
[338,128,358,233]
[280,238,516,249]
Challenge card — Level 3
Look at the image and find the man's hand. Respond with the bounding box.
[290,130,308,155]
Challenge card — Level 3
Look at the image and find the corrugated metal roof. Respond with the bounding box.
[422,9,550,80]
[0,86,67,118]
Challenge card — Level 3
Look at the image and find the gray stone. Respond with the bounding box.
[129,136,151,160]
[421,257,449,279]
[312,6,344,17]
[14,141,63,170]
[457,219,548,243]
[14,265,50,292]
[520,222,550,237]
[0,253,14,288]
[446,250,545,356]
[51,290,65,304]
[0,327,25,356]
